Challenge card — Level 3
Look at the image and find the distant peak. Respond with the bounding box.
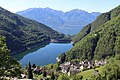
[45,7,51,10]
[91,12,101,14]
[25,8,38,11]
[72,9,85,12]
[68,9,88,13]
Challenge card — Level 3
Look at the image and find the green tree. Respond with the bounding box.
[103,62,120,80]
[115,54,120,60]
[28,62,33,79]
[43,70,47,77]
[90,59,120,80]
[51,72,55,80]
[59,53,66,63]
[0,36,21,79]
[32,63,36,68]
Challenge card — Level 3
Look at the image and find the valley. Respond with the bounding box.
[0,2,120,80]
[17,8,101,35]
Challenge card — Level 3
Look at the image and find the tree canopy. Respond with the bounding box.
[0,36,21,79]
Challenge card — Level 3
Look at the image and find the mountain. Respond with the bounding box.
[0,7,69,55]
[59,9,99,35]
[17,8,101,35]
[62,5,120,61]
[91,12,101,17]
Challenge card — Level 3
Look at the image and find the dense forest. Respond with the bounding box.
[73,5,120,43]
[0,7,70,55]
[62,5,120,61]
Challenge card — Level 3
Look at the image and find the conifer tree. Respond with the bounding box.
[43,70,47,77]
[28,62,33,79]
[51,72,55,80]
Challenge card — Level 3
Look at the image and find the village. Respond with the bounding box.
[59,59,107,76]
[20,58,107,79]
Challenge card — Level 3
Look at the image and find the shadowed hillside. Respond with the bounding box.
[0,7,69,55]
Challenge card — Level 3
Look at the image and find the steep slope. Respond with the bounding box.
[64,5,120,61]
[73,5,120,43]
[0,7,68,55]
[17,8,100,35]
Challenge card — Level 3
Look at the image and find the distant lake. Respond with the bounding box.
[13,43,73,67]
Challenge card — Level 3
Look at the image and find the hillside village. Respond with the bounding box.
[59,60,107,76]
[19,59,107,79]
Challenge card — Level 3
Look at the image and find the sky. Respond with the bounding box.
[0,0,120,13]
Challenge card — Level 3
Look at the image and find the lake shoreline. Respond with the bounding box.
[50,39,71,43]
[11,39,72,56]
[13,43,73,67]
[11,40,50,56]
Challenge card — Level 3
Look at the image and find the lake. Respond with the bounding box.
[13,43,73,67]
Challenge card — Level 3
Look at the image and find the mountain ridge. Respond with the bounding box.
[73,5,120,43]
[61,5,120,61]
[0,7,69,55]
[17,7,101,35]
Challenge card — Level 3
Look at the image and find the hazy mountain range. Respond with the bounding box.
[17,8,101,35]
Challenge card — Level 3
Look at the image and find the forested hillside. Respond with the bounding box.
[73,5,120,43]
[64,5,120,61]
[0,7,69,55]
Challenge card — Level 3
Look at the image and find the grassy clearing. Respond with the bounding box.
[78,66,104,80]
